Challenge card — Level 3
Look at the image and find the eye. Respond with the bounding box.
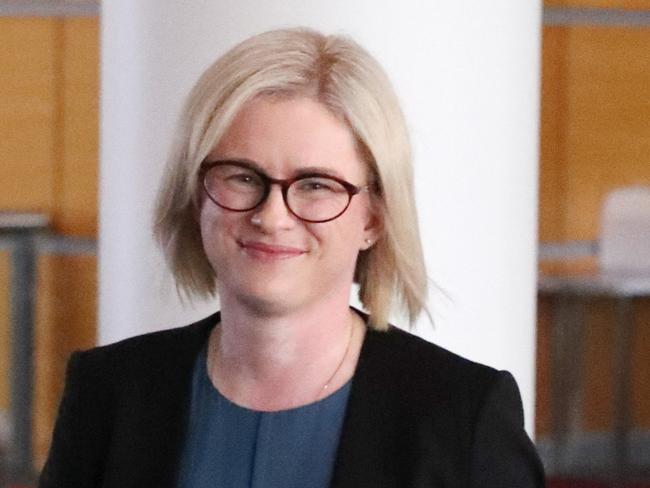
[302,181,329,191]
[220,170,264,190]
[227,173,258,185]
[295,177,339,193]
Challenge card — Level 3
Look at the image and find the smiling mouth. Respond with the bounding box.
[238,240,306,260]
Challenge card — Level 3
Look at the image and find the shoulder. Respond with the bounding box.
[362,325,500,388]
[69,312,218,377]
[39,314,219,488]
[359,325,505,417]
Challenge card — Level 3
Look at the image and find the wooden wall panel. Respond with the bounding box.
[0,250,98,464]
[539,27,569,242]
[0,252,9,413]
[563,26,650,240]
[0,18,98,236]
[535,297,553,436]
[632,299,650,429]
[582,300,616,431]
[537,297,650,436]
[0,18,58,215]
[537,24,650,436]
[58,18,99,237]
[33,254,97,467]
[540,26,650,242]
[579,299,650,431]
[0,16,99,465]
[545,0,650,9]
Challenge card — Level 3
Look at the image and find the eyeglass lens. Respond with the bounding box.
[203,163,352,222]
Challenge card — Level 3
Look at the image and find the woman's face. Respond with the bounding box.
[199,95,380,315]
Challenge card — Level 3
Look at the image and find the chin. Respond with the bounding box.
[228,274,298,309]
[236,291,302,317]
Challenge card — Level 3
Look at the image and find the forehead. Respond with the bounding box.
[208,96,366,180]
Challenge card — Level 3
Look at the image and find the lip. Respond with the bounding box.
[238,240,306,260]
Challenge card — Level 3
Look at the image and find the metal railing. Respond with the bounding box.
[0,212,96,485]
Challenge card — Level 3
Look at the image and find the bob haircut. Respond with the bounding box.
[154,27,428,330]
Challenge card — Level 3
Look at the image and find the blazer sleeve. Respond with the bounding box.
[469,371,546,488]
[38,350,112,488]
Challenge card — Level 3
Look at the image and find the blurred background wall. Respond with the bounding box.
[536,0,650,450]
[0,11,98,468]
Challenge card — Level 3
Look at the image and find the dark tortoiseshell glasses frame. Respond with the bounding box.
[200,160,371,223]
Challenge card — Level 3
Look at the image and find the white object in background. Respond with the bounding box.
[600,185,650,273]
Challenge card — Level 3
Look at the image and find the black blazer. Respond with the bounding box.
[39,312,545,487]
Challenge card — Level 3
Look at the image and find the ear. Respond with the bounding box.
[360,203,383,251]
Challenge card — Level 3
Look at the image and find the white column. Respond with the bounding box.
[100,1,541,434]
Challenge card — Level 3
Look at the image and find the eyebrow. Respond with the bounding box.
[293,166,346,179]
[209,157,347,180]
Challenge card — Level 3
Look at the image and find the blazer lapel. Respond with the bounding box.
[330,328,407,488]
[102,314,217,488]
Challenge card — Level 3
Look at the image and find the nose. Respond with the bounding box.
[250,183,295,231]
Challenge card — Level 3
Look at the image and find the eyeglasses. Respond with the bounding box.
[200,160,371,223]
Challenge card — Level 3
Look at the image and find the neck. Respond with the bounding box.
[208,290,365,410]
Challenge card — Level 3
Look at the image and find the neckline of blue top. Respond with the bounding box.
[197,342,353,415]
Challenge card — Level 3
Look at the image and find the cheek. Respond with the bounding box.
[199,205,216,241]
[341,203,370,240]
[199,205,232,253]
[313,212,365,256]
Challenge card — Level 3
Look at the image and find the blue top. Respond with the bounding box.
[177,343,352,488]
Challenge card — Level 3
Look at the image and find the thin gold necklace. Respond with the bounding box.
[318,319,355,400]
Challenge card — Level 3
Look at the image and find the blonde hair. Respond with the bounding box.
[154,27,428,330]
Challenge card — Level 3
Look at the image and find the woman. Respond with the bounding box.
[40,28,544,487]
